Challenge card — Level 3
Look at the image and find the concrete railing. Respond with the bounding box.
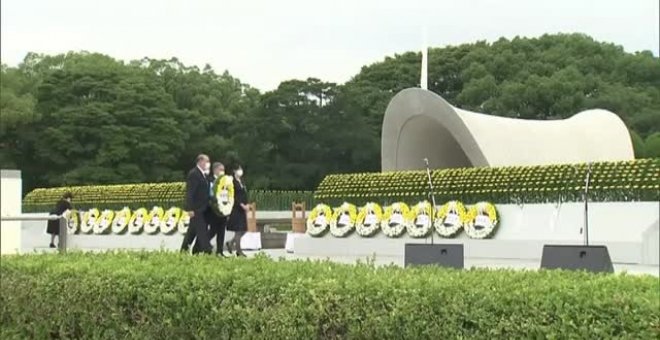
[1,215,68,252]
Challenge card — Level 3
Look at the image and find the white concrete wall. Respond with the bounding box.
[1,170,22,255]
[295,202,660,265]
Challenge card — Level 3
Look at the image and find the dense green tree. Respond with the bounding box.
[644,133,660,158]
[0,34,658,194]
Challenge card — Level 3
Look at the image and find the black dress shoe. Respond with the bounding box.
[236,252,247,257]
[49,243,56,248]
[216,253,227,258]
[225,241,234,254]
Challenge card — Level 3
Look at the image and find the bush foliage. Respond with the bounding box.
[1,252,658,339]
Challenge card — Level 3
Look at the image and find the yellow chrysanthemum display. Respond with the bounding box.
[93,209,115,234]
[144,206,164,234]
[380,202,410,238]
[80,208,99,234]
[128,208,148,234]
[111,207,131,234]
[407,201,433,238]
[434,201,467,238]
[355,202,383,237]
[307,204,333,237]
[160,207,181,235]
[214,175,235,216]
[465,202,499,239]
[330,202,358,237]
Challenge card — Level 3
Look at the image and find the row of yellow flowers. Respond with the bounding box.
[315,159,659,205]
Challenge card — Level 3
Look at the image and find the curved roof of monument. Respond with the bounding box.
[381,88,634,171]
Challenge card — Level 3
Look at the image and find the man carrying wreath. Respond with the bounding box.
[204,162,228,256]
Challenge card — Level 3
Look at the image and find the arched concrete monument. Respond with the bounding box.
[381,88,634,171]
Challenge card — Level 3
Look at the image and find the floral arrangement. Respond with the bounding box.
[306,204,332,237]
[111,207,131,234]
[80,208,99,234]
[407,201,433,238]
[380,202,410,238]
[23,182,314,212]
[329,202,357,237]
[434,201,466,238]
[464,202,499,239]
[177,210,190,234]
[143,206,163,234]
[355,202,383,237]
[93,209,115,234]
[214,175,235,216]
[65,209,79,234]
[160,207,181,235]
[128,208,148,234]
[314,159,660,206]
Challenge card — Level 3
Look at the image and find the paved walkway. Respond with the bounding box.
[249,249,660,277]
[18,245,659,277]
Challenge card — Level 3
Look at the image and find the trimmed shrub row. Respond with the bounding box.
[1,252,658,339]
[23,184,314,212]
[315,159,660,206]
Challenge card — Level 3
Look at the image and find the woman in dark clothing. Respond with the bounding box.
[46,192,73,248]
[225,165,248,257]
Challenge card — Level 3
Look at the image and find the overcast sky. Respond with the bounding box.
[2,0,658,91]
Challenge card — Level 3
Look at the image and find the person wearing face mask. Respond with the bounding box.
[203,162,228,256]
[46,192,74,248]
[180,154,212,254]
[225,165,248,257]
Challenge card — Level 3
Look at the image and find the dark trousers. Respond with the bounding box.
[206,210,227,254]
[181,210,211,254]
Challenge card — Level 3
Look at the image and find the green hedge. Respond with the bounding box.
[315,159,660,206]
[1,252,658,339]
[22,183,314,212]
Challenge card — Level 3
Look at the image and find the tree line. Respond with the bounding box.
[1,33,658,193]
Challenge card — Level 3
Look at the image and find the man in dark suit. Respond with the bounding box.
[205,162,228,256]
[180,154,212,254]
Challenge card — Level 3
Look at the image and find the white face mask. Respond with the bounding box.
[217,171,225,177]
[204,163,211,171]
[235,169,243,177]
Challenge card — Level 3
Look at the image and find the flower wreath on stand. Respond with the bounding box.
[330,202,357,237]
[93,209,115,234]
[160,207,181,235]
[307,204,332,237]
[355,202,383,237]
[144,206,164,234]
[407,201,433,238]
[80,208,99,234]
[64,209,79,235]
[111,207,131,234]
[177,210,190,234]
[465,202,499,239]
[128,208,148,234]
[214,175,235,216]
[434,201,466,238]
[381,202,410,238]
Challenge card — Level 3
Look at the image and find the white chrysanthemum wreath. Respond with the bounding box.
[465,202,499,239]
[407,201,433,238]
[355,202,382,237]
[380,202,410,238]
[434,201,466,238]
[329,202,357,237]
